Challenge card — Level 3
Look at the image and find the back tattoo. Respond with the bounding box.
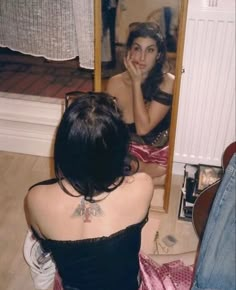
[72,197,103,222]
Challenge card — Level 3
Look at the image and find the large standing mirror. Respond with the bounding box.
[94,0,188,212]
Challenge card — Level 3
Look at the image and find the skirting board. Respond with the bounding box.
[0,92,185,175]
[0,92,64,157]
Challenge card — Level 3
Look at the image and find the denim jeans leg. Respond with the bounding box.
[192,154,236,290]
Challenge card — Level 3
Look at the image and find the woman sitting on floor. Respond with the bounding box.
[24,92,154,290]
[106,22,175,185]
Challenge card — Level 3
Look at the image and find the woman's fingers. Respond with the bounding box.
[124,56,136,73]
[124,53,142,82]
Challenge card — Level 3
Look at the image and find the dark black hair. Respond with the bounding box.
[54,92,130,202]
[126,22,167,101]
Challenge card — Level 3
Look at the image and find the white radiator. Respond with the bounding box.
[174,0,235,167]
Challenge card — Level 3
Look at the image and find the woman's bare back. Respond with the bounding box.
[25,172,154,241]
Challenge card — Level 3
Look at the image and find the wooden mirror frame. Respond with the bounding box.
[94,0,102,92]
[93,0,189,212]
[162,0,189,212]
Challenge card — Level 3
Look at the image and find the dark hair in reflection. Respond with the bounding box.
[126,22,167,101]
[54,92,130,202]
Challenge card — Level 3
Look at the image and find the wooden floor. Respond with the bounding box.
[0,48,93,99]
[0,150,199,290]
[0,152,53,290]
[0,47,175,100]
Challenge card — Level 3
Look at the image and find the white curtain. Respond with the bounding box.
[0,0,94,69]
[72,0,94,69]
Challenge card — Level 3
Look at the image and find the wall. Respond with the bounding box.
[173,0,235,173]
[116,0,180,43]
[0,93,63,157]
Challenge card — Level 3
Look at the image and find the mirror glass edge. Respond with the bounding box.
[94,0,189,213]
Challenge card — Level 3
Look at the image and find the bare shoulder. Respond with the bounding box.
[107,72,124,83]
[134,171,153,185]
[106,72,125,94]
[160,73,175,94]
[119,173,154,220]
[25,184,41,205]
[25,184,47,214]
[25,183,56,221]
[24,184,44,229]
[126,172,154,202]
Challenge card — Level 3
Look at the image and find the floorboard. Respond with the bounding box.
[0,48,93,99]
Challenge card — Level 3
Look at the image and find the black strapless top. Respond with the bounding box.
[30,180,148,290]
[127,90,172,146]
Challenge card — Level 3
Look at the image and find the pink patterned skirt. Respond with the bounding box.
[53,252,193,290]
[129,142,169,167]
[139,252,194,290]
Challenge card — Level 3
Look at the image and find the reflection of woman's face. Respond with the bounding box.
[129,37,158,74]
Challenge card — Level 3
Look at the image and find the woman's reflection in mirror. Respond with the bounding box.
[106,22,175,186]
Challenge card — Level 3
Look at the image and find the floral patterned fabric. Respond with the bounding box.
[129,142,169,166]
[139,252,194,290]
